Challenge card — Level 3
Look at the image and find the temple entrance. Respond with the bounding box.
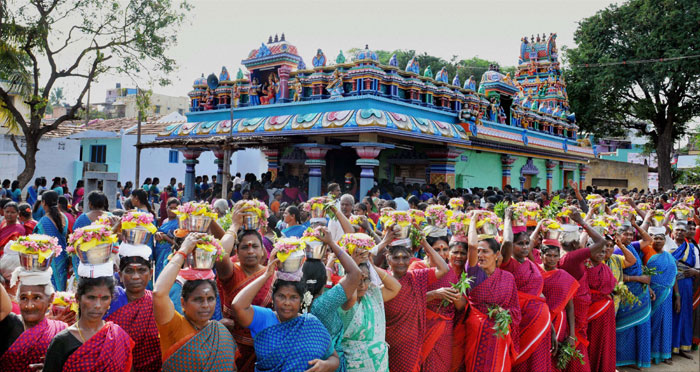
[326,147,359,192]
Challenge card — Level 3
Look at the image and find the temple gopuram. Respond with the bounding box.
[147,33,595,200]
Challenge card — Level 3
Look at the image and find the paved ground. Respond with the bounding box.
[618,350,700,372]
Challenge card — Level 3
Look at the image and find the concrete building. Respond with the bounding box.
[101,83,189,119]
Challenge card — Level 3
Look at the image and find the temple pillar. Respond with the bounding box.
[278,65,291,103]
[262,148,280,181]
[296,144,339,197]
[545,160,557,193]
[425,147,461,188]
[181,150,202,202]
[501,154,516,190]
[579,164,589,189]
[341,142,395,199]
[212,148,232,185]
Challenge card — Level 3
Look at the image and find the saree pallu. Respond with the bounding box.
[339,286,389,372]
[105,291,162,372]
[648,251,677,363]
[63,322,134,372]
[541,270,580,343]
[501,259,551,372]
[616,244,651,368]
[463,305,518,372]
[253,314,332,372]
[673,241,697,353]
[0,222,25,249]
[0,318,67,372]
[463,268,521,372]
[34,216,68,291]
[693,279,700,345]
[586,263,617,372]
[162,321,236,372]
[154,218,178,280]
[420,269,458,371]
[219,264,274,372]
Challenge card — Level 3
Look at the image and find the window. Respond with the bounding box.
[90,145,106,163]
[169,150,179,164]
[155,105,161,114]
[178,108,184,115]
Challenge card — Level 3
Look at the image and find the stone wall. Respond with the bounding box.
[584,158,649,191]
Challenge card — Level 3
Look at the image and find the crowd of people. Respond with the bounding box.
[0,171,699,372]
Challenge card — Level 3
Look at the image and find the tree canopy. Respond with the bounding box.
[0,0,191,187]
[564,0,700,189]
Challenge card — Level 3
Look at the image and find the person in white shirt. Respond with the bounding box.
[329,194,354,242]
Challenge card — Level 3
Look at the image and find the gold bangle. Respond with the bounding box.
[380,271,387,281]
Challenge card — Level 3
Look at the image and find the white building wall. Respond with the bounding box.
[0,135,81,190]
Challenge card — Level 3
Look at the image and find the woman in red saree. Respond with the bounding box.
[382,230,450,372]
[556,207,605,372]
[462,213,522,372]
[0,202,26,251]
[500,210,553,372]
[407,228,467,371]
[216,225,274,372]
[104,254,162,371]
[43,276,134,372]
[585,246,617,372]
[540,242,580,371]
[0,269,68,371]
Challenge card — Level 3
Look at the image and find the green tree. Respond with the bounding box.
[564,0,700,190]
[0,0,191,187]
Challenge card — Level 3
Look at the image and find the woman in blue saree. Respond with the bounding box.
[646,227,678,365]
[614,221,653,369]
[154,197,181,280]
[281,206,305,238]
[71,191,112,282]
[670,222,699,358]
[232,254,340,372]
[33,191,69,291]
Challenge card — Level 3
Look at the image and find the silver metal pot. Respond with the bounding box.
[479,222,499,236]
[242,212,260,231]
[121,226,152,245]
[279,249,306,273]
[179,215,213,233]
[305,239,327,260]
[544,228,561,240]
[19,252,54,271]
[187,247,218,270]
[76,242,113,265]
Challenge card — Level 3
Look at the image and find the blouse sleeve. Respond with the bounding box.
[248,306,279,338]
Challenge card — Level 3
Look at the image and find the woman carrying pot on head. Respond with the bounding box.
[33,191,70,291]
[104,245,162,371]
[231,251,341,371]
[302,227,362,371]
[645,226,677,364]
[71,191,112,282]
[216,203,275,372]
[379,223,450,372]
[499,208,554,371]
[461,211,521,372]
[43,275,134,372]
[0,268,68,371]
[407,225,467,371]
[153,232,236,371]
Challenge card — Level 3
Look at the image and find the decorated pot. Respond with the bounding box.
[51,305,67,317]
[121,226,152,246]
[559,224,580,245]
[478,222,499,236]
[310,206,326,219]
[392,224,411,241]
[187,247,218,270]
[19,252,53,271]
[544,228,561,241]
[592,225,607,236]
[674,210,694,221]
[279,249,306,273]
[179,215,213,233]
[76,242,113,265]
[305,239,328,260]
[242,212,261,231]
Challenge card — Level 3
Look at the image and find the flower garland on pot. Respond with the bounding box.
[425,205,448,228]
[10,234,62,263]
[447,212,470,242]
[339,233,374,255]
[121,211,157,233]
[67,224,118,254]
[274,238,306,262]
[176,202,219,220]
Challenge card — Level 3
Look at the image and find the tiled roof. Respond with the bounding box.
[41,116,184,138]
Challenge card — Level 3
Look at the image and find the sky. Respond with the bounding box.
[48,0,621,103]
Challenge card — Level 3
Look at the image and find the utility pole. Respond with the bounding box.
[135,109,142,188]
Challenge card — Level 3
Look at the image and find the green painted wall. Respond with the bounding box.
[80,138,122,178]
[455,150,501,189]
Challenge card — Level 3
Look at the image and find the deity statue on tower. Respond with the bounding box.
[312,49,327,67]
[326,70,344,99]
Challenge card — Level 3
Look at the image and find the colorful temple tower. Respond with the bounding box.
[153,34,594,200]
